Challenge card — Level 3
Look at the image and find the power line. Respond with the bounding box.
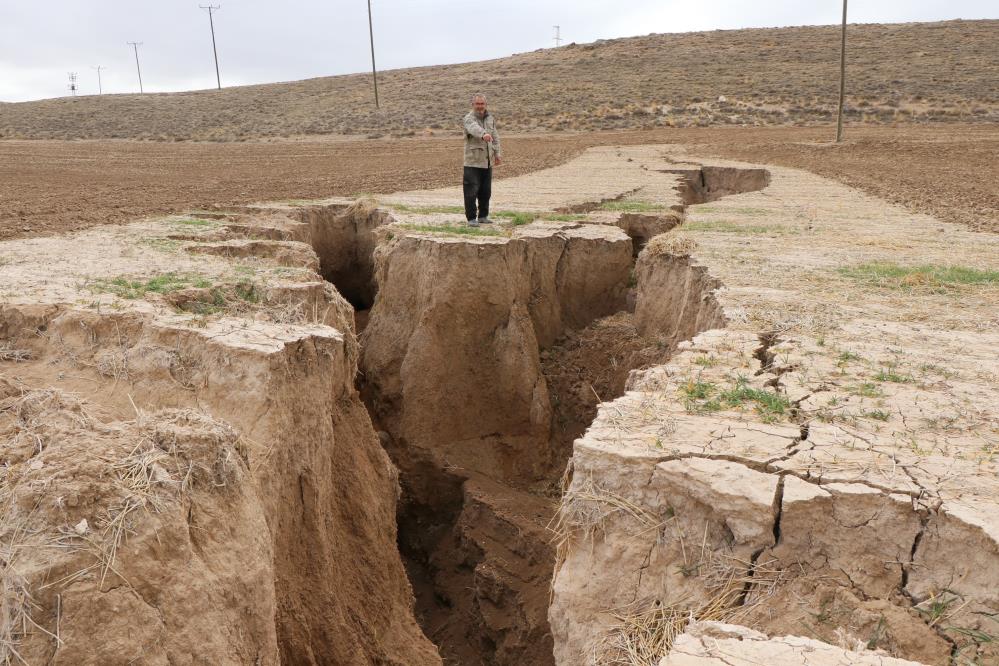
[836,0,847,142]
[128,41,144,94]
[553,25,562,47]
[92,65,106,95]
[367,0,379,108]
[199,4,222,90]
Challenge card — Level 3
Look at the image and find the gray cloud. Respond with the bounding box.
[1,0,995,102]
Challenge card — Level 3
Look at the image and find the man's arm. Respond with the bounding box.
[491,120,501,157]
[463,114,486,139]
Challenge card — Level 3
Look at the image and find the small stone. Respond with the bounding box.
[74,518,89,535]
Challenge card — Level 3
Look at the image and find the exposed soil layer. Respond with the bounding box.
[0,205,442,665]
[350,160,765,664]
[542,312,672,473]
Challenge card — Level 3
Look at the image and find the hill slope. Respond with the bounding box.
[1,20,997,140]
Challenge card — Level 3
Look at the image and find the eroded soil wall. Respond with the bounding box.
[356,221,727,664]
[0,288,438,664]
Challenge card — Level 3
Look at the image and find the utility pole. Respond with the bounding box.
[367,0,380,108]
[128,41,144,93]
[553,25,562,47]
[67,72,78,96]
[835,0,847,142]
[200,5,222,89]
[92,65,105,95]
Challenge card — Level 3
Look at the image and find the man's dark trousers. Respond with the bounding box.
[463,166,492,221]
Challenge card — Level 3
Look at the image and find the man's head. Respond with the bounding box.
[471,93,487,115]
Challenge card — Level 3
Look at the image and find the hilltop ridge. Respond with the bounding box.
[1,19,996,140]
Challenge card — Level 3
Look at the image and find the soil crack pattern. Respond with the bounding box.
[2,144,998,666]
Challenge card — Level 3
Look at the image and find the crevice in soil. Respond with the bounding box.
[296,175,759,664]
[771,475,786,547]
[295,200,391,310]
[661,165,772,206]
[554,186,644,214]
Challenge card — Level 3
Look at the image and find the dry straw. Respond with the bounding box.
[644,232,698,258]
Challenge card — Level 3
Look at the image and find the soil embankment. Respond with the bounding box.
[0,204,439,664]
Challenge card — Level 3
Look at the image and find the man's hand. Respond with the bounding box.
[494,155,503,166]
[482,133,493,143]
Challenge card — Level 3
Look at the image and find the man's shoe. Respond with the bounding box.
[478,217,493,224]
[467,219,480,227]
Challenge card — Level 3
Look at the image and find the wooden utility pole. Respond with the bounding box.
[367,0,380,108]
[128,41,144,93]
[200,5,222,89]
[92,65,105,95]
[836,0,847,142]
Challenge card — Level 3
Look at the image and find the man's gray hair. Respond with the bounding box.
[471,93,487,102]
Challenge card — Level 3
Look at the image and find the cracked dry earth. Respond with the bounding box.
[0,143,997,666]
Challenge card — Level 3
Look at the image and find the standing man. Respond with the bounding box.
[462,93,502,227]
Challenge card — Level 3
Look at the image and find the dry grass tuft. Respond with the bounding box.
[0,348,31,363]
[593,592,738,665]
[550,472,665,600]
[644,232,698,258]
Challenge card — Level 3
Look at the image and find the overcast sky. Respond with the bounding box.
[1,0,995,102]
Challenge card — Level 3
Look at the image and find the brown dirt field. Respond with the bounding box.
[1,124,996,244]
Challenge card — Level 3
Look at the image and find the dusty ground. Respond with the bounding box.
[2,20,996,139]
[1,125,996,246]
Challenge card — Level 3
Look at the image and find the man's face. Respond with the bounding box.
[472,97,487,114]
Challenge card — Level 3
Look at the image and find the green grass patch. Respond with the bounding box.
[682,379,716,401]
[540,213,587,222]
[599,200,666,213]
[874,365,913,383]
[172,217,218,227]
[695,205,769,216]
[684,220,787,234]
[177,287,227,315]
[681,377,791,422]
[396,223,507,238]
[840,263,999,290]
[863,409,891,422]
[137,237,183,253]
[851,382,884,398]
[89,272,212,299]
[390,204,466,215]
[493,211,537,225]
[837,350,863,363]
[718,379,792,423]
[234,279,262,304]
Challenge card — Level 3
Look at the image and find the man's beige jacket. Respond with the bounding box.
[462,110,502,168]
